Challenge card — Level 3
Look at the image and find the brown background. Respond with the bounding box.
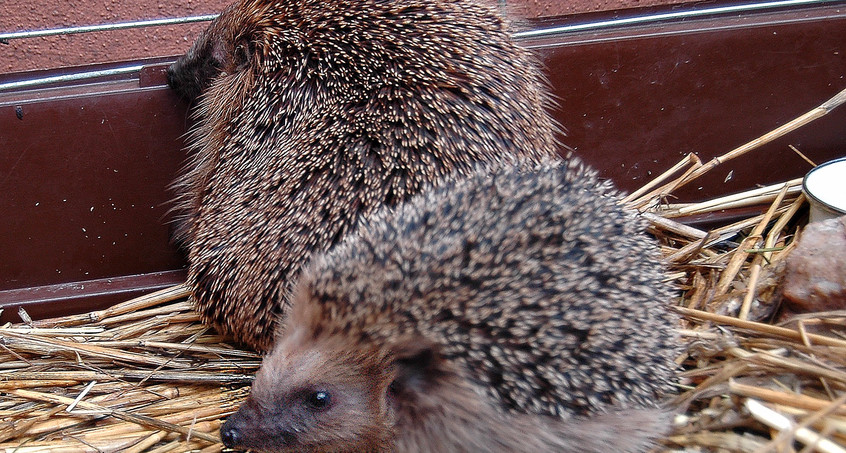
[1,0,675,74]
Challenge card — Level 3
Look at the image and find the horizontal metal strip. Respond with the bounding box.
[514,0,839,38]
[0,14,217,41]
[0,65,144,92]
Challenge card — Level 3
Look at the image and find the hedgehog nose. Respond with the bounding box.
[220,419,242,448]
[165,64,178,89]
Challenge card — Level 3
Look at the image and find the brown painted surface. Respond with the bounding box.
[528,4,846,203]
[1,0,681,74]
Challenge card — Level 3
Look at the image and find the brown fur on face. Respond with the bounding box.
[221,159,681,452]
[221,328,395,452]
[167,0,561,352]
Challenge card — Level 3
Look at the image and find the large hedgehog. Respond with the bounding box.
[220,159,681,452]
[166,0,560,351]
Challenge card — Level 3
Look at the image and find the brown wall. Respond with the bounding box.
[512,0,671,17]
[0,0,231,74]
[2,0,675,75]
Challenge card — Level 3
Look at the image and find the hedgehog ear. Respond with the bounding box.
[389,339,442,396]
[233,37,255,70]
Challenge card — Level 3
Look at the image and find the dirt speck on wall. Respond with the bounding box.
[1,0,678,74]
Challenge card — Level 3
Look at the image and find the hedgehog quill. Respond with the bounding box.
[167,0,559,352]
[221,160,681,452]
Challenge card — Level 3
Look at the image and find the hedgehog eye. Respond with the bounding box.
[306,390,331,410]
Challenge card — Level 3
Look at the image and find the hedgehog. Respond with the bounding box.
[166,0,561,352]
[219,159,682,452]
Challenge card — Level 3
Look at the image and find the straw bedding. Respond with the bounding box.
[1,87,844,452]
[0,286,257,452]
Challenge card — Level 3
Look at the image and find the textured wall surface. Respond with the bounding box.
[512,0,670,17]
[1,0,674,75]
[0,0,230,74]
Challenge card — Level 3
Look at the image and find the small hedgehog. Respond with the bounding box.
[166,0,560,351]
[220,159,681,452]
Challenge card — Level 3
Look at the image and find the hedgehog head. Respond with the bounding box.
[166,0,521,107]
[166,0,275,100]
[220,288,453,452]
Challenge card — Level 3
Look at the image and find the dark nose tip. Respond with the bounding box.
[165,64,178,89]
[220,419,242,448]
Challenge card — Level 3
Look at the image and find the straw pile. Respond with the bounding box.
[0,286,258,452]
[631,86,846,452]
[1,87,845,452]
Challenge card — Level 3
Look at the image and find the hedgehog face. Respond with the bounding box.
[167,0,262,101]
[220,326,396,452]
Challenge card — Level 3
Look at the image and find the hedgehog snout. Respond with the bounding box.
[221,397,301,450]
[165,64,179,91]
[220,398,280,449]
[165,60,193,99]
[219,412,244,448]
[165,53,211,101]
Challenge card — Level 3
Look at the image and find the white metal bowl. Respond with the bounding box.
[803,156,846,223]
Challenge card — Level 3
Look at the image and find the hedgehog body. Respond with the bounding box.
[167,0,560,351]
[221,160,681,452]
